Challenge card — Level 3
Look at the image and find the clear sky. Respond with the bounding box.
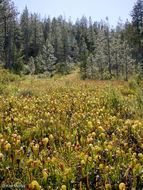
[13,0,136,27]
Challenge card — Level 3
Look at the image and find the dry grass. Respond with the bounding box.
[14,72,128,93]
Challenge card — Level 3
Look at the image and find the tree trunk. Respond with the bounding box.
[125,54,128,81]
[107,28,111,74]
[4,16,9,69]
[116,52,119,79]
[99,62,103,80]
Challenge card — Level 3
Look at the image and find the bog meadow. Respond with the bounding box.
[0,0,143,189]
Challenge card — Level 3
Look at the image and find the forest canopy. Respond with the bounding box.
[0,0,143,80]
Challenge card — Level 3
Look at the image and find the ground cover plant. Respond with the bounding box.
[1,0,143,188]
[0,72,143,190]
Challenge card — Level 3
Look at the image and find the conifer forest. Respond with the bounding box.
[0,0,143,189]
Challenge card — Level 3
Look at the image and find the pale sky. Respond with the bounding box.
[13,0,136,26]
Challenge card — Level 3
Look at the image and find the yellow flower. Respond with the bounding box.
[105,184,111,189]
[67,142,71,147]
[42,169,50,180]
[100,133,105,139]
[119,183,126,190]
[138,153,143,158]
[91,132,96,137]
[98,126,105,132]
[99,164,103,169]
[5,143,11,151]
[88,121,93,129]
[51,157,56,164]
[81,160,85,166]
[45,112,50,118]
[0,153,4,160]
[65,168,71,174]
[107,145,113,150]
[42,138,49,147]
[14,118,18,122]
[29,180,41,190]
[61,185,67,190]
[49,134,54,141]
[32,144,39,155]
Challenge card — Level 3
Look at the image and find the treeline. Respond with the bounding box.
[0,0,143,80]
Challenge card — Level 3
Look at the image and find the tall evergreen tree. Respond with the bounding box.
[80,39,88,79]
[94,24,108,79]
[42,17,52,43]
[20,6,30,63]
[123,40,135,81]
[36,40,56,74]
[51,17,63,62]
[110,25,123,79]
[29,13,43,57]
[105,18,111,75]
[0,0,17,69]
[131,0,143,70]
[0,0,140,79]
[61,20,70,62]
[86,53,96,79]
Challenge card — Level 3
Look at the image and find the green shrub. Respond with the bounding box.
[135,88,143,109]
[18,88,38,97]
[0,68,20,84]
[102,71,112,80]
[22,65,31,75]
[128,78,137,90]
[44,71,53,78]
[0,84,5,95]
[120,88,135,96]
[37,72,53,79]
[136,73,143,85]
[0,68,20,95]
[80,73,86,80]
[108,87,122,109]
[56,62,73,75]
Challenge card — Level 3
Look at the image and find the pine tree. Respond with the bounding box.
[123,40,135,81]
[80,39,88,79]
[42,17,52,43]
[29,13,43,57]
[0,0,17,69]
[86,54,96,79]
[51,17,64,62]
[75,16,88,55]
[36,40,56,75]
[70,39,79,62]
[28,57,35,74]
[20,6,30,63]
[87,17,96,52]
[110,27,123,79]
[131,0,143,70]
[94,24,107,79]
[105,18,111,75]
[61,20,70,62]
[11,44,23,74]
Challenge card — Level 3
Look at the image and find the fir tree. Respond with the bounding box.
[20,6,30,63]
[86,54,96,79]
[36,40,56,75]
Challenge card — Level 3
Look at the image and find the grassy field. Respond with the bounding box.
[0,70,143,189]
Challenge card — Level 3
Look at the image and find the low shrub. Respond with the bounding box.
[56,62,74,75]
[18,88,39,97]
[0,68,20,95]
[108,87,122,110]
[0,68,20,84]
[128,78,137,90]
[120,88,135,96]
[102,71,112,80]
